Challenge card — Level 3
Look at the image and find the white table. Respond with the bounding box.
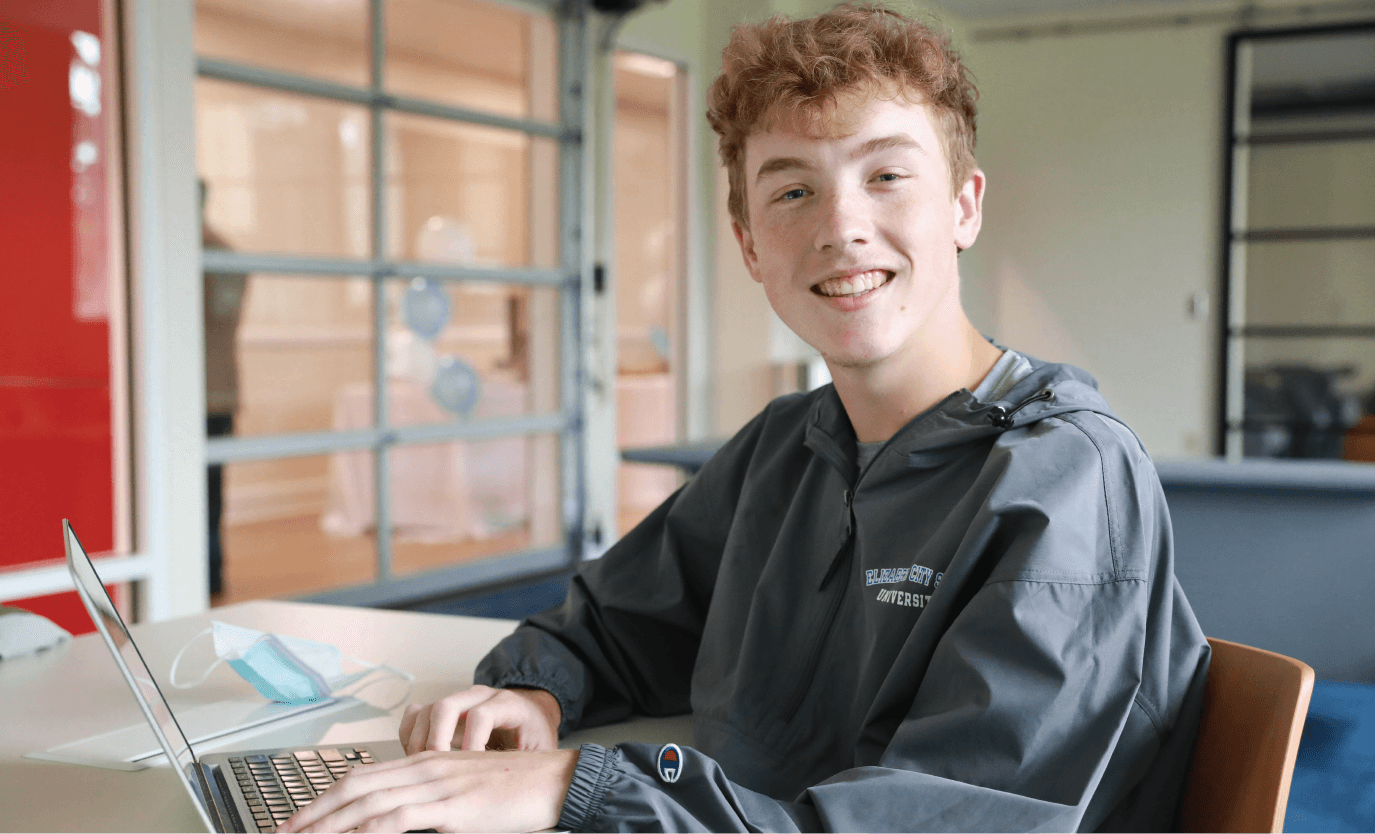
[0,601,691,832]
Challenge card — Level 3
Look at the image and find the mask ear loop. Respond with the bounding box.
[336,655,415,710]
[169,627,221,689]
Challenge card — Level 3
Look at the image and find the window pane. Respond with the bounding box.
[215,452,377,603]
[614,52,684,535]
[197,79,372,258]
[215,275,375,437]
[196,0,369,88]
[617,375,679,533]
[382,278,560,428]
[386,0,557,121]
[1247,139,1375,229]
[386,112,559,269]
[614,53,678,378]
[1240,337,1375,459]
[1245,240,1375,327]
[388,434,563,576]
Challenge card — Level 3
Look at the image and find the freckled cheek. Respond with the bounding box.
[758,224,809,259]
[880,202,930,233]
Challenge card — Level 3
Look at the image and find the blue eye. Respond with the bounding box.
[781,189,808,201]
[875,173,901,182]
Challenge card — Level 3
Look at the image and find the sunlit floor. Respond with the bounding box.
[212,507,656,606]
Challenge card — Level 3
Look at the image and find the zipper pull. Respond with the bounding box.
[842,488,853,537]
[821,487,855,590]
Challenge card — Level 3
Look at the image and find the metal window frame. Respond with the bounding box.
[198,0,592,606]
[1218,19,1375,459]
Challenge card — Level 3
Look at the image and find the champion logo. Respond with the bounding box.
[656,743,683,783]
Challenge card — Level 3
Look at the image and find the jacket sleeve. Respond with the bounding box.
[549,415,1207,832]
[553,581,1160,833]
[473,405,773,734]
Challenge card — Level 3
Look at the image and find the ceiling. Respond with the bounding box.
[929,0,1232,20]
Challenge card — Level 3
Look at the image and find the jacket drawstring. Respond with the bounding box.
[987,388,1055,430]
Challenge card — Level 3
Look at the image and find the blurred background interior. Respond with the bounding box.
[2,1,1374,828]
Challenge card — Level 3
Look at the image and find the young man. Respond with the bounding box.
[283,5,1209,832]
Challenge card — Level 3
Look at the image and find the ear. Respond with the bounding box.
[953,167,985,251]
[733,221,763,284]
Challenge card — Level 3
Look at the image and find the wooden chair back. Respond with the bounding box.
[1177,637,1315,833]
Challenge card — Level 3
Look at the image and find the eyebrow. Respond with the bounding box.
[753,133,926,184]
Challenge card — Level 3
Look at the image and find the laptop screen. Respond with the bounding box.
[63,521,204,787]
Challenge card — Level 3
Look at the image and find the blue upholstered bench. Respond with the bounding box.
[1285,680,1375,832]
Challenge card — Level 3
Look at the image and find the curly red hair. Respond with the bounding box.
[707,3,979,230]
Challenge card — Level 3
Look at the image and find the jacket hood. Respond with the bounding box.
[803,355,1132,480]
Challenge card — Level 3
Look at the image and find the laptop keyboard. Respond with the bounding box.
[229,747,375,832]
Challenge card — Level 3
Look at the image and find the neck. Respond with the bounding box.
[827,313,1001,444]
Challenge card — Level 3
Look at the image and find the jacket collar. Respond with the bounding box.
[801,354,1129,485]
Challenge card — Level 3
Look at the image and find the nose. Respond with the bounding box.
[813,184,872,253]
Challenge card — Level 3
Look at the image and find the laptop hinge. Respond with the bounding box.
[189,762,234,832]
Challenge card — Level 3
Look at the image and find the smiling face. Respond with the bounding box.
[734,90,984,375]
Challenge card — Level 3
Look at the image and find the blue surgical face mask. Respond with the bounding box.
[227,634,333,704]
[170,621,412,706]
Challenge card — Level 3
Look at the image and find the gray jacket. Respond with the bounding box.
[476,357,1211,832]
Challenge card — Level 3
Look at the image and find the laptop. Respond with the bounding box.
[63,519,404,833]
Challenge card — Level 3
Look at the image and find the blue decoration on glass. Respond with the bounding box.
[649,326,670,362]
[430,355,482,418]
[403,277,451,340]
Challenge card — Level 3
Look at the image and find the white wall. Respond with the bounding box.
[958,21,1226,458]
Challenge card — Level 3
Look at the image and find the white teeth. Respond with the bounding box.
[817,271,888,297]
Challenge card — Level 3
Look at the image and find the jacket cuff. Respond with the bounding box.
[557,744,616,832]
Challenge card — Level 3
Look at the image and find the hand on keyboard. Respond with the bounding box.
[230,747,374,832]
[399,685,561,755]
[276,748,578,833]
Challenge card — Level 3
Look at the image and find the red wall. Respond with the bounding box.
[1,1,118,634]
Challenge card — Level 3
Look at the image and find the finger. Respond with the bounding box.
[460,693,536,751]
[398,702,421,747]
[460,701,499,751]
[354,799,453,834]
[474,692,558,751]
[424,687,497,752]
[340,755,429,776]
[523,724,557,751]
[425,699,461,753]
[282,758,435,832]
[405,706,431,756]
[297,780,450,834]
